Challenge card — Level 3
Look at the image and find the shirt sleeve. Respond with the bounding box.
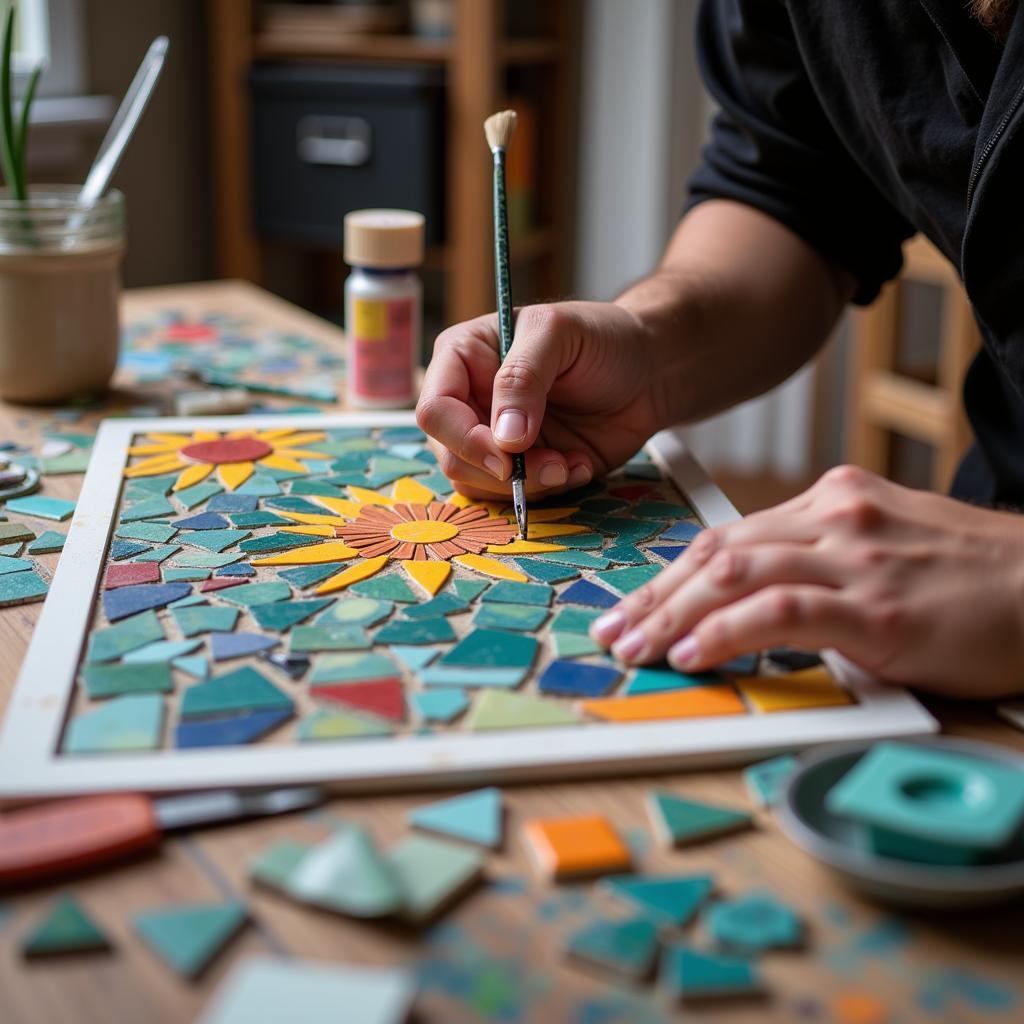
[686,0,914,305]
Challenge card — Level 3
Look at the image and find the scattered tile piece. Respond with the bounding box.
[392,644,440,671]
[604,544,648,565]
[737,666,852,713]
[180,666,292,718]
[539,660,621,697]
[120,495,176,522]
[647,790,753,847]
[565,916,658,980]
[375,616,455,645]
[582,686,747,723]
[86,609,164,662]
[82,662,173,698]
[409,787,502,848]
[536,550,610,570]
[211,632,280,661]
[451,577,489,601]
[314,678,404,721]
[659,944,763,1001]
[624,667,721,695]
[412,688,468,722]
[659,520,703,543]
[104,561,161,589]
[552,632,602,659]
[466,689,581,730]
[706,893,803,951]
[174,656,209,680]
[174,511,229,530]
[401,592,468,619]
[5,494,75,521]
[27,530,65,554]
[594,564,661,595]
[277,562,346,589]
[21,894,111,957]
[251,598,334,632]
[110,539,150,560]
[557,578,619,609]
[513,557,579,583]
[164,567,211,583]
[175,481,223,509]
[472,603,549,632]
[172,604,240,636]
[440,627,537,668]
[480,580,553,606]
[133,901,248,979]
[648,545,685,563]
[102,582,191,621]
[218,581,292,607]
[603,874,713,926]
[551,606,604,634]
[248,840,311,893]
[743,754,799,808]
[115,521,177,544]
[319,596,391,627]
[297,707,393,741]
[208,494,258,513]
[0,554,33,575]
[180,528,252,553]
[132,544,182,563]
[350,573,417,603]
[523,814,631,880]
[387,833,485,923]
[40,449,92,475]
[175,708,291,747]
[63,694,165,753]
[0,521,35,544]
[0,569,49,606]
[290,624,371,652]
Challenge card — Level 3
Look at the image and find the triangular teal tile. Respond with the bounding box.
[452,578,489,601]
[175,481,224,509]
[603,874,713,926]
[27,530,66,555]
[0,569,49,606]
[21,894,110,956]
[401,593,468,619]
[409,787,502,848]
[180,666,293,718]
[219,581,292,607]
[317,596,392,627]
[173,655,209,679]
[624,668,720,695]
[512,558,579,584]
[168,550,243,569]
[251,598,334,631]
[647,791,752,846]
[565,915,658,979]
[179,528,251,553]
[743,755,798,809]
[235,473,281,497]
[659,944,762,1000]
[412,688,468,722]
[350,573,417,602]
[123,639,202,663]
[172,604,240,636]
[391,645,440,671]
[86,609,164,663]
[277,562,346,588]
[133,901,247,978]
[63,694,165,753]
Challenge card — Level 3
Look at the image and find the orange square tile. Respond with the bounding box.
[523,814,632,880]
[581,685,748,723]
[737,666,853,713]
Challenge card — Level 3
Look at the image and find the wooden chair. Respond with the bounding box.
[846,236,979,491]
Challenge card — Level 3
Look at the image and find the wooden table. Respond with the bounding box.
[0,281,1021,1024]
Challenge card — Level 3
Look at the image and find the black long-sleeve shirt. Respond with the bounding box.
[687,0,1024,505]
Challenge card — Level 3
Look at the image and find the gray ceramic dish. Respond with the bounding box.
[776,736,1024,908]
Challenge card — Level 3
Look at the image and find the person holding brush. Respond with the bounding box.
[416,0,1024,698]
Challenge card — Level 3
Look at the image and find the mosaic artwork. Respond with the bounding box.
[56,421,863,757]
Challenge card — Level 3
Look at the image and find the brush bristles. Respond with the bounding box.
[484,109,517,152]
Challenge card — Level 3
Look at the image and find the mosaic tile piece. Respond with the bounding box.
[583,686,747,722]
[513,557,579,584]
[164,567,210,583]
[466,689,581,730]
[104,561,161,589]
[551,632,602,659]
[557,579,619,609]
[133,901,247,979]
[632,499,691,520]
[120,495,176,522]
[317,596,392,628]
[409,787,502,848]
[659,944,762,1000]
[109,539,150,561]
[594,564,661,595]
[565,916,658,980]
[440,627,538,668]
[4,495,75,521]
[659,520,703,543]
[21,894,111,957]
[472,599,550,633]
[350,573,417,603]
[211,632,280,660]
[603,873,714,927]
[648,545,685,563]
[451,554,527,582]
[123,639,203,663]
[170,551,244,570]
[179,529,252,553]
[0,554,33,574]
[309,652,398,684]
[261,651,310,680]
[102,582,191,622]
[251,598,334,631]
[603,544,648,565]
[180,666,292,718]
[82,662,173,698]
[451,577,489,601]
[229,511,290,528]
[743,754,798,808]
[290,624,371,652]
[480,580,552,606]
[646,791,753,847]
[391,476,435,503]
[277,562,346,588]
[0,522,35,544]
[536,550,611,570]
[523,814,631,880]
[418,666,527,688]
[401,593,467,619]
[387,833,485,923]
[401,559,451,597]
[375,616,455,645]
[248,839,311,892]
[173,656,209,680]
[412,688,468,722]
[64,694,164,753]
[40,449,92,475]
[538,660,621,697]
[219,581,291,607]
[173,511,229,530]
[705,893,803,951]
[297,707,393,742]
[175,708,291,747]
[86,610,164,663]
[391,645,439,670]
[216,563,255,577]
[737,666,852,713]
[314,678,404,721]
[175,481,223,509]
[0,541,23,555]
[208,494,258,513]
[550,607,604,634]
[132,544,181,563]
[315,555,390,594]
[624,667,721,695]
[115,522,177,544]
[240,532,326,555]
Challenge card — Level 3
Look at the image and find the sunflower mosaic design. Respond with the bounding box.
[124,429,332,491]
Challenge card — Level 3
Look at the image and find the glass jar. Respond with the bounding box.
[0,186,125,403]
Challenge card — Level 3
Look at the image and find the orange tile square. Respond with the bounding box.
[581,685,748,723]
[737,666,853,713]
[523,814,632,880]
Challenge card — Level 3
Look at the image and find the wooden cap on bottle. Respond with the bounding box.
[344,209,425,268]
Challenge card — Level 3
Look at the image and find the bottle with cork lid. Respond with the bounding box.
[343,208,425,409]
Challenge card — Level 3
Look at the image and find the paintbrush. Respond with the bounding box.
[484,109,528,539]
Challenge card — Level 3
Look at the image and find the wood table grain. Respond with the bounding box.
[0,281,1021,1024]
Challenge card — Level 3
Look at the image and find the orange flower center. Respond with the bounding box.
[390,520,459,544]
[179,437,273,464]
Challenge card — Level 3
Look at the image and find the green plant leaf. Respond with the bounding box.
[14,61,39,177]
[0,4,21,198]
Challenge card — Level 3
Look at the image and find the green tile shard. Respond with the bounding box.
[86,609,164,663]
[27,530,66,554]
[603,873,713,927]
[297,707,393,741]
[480,580,553,606]
[451,577,489,601]
[647,790,752,847]
[82,662,173,699]
[565,916,658,980]
[466,689,581,731]
[251,598,334,631]
[219,581,292,607]
[440,627,537,668]
[0,569,48,606]
[248,839,312,892]
[472,603,549,632]
[179,528,251,553]
[133,901,248,979]
[375,616,455,645]
[318,596,391,627]
[21,894,111,957]
[594,564,661,595]
[115,521,177,543]
[5,495,76,521]
[63,694,165,753]
[172,604,240,637]
[387,833,485,923]
[290,624,371,652]
[350,573,417,603]
[180,666,293,719]
[659,944,762,1000]
[409,787,502,848]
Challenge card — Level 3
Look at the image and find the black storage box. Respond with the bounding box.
[249,63,445,248]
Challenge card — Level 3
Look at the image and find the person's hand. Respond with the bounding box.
[416,301,667,500]
[589,465,1024,697]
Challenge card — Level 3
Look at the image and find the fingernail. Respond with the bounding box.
[567,463,591,488]
[590,609,626,644]
[494,410,527,444]
[668,635,700,668]
[538,462,568,487]
[484,455,506,480]
[613,628,645,662]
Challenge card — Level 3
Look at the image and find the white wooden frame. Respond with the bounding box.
[0,413,937,798]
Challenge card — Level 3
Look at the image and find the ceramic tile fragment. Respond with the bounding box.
[175,481,223,509]
[27,530,65,554]
[208,494,258,513]
[0,568,50,607]
[102,582,191,621]
[124,639,203,663]
[401,558,451,596]
[277,562,347,589]
[412,688,468,722]
[104,561,161,589]
[286,827,404,918]
[409,787,502,848]
[4,494,75,521]
[624,667,721,695]
[632,499,691,520]
[40,449,91,474]
[86,609,164,662]
[472,603,549,632]
[737,666,852,713]
[200,577,247,593]
[0,554,33,574]
[565,916,658,980]
[557,578,619,609]
[179,528,252,553]
[648,545,685,563]
[309,652,399,684]
[538,660,621,697]
[180,666,292,718]
[552,632,602,659]
[229,510,290,528]
[659,944,762,1001]
[603,544,648,565]
[210,632,279,661]
[603,874,714,927]
[375,616,455,645]
[315,596,390,629]
[584,686,747,723]
[350,573,417,602]
[297,707,393,741]
[550,607,604,634]
[248,840,311,892]
[0,541,22,555]
[0,521,35,544]
[21,894,111,957]
[451,577,489,601]
[174,511,230,530]
[523,814,631,880]
[594,564,661,595]
[314,678,404,721]
[133,901,248,979]
[537,550,611,570]
[251,598,334,631]
[82,662,173,698]
[714,651,761,674]
[63,694,165,753]
[175,708,292,748]
[121,495,176,521]
[743,754,799,808]
[440,627,537,668]
[512,557,579,584]
[705,893,802,950]
[240,532,325,555]
[196,956,415,1024]
[115,521,177,544]
[164,567,211,582]
[401,592,468,619]
[174,656,209,680]
[218,580,291,607]
[647,790,753,847]
[132,544,182,563]
[452,554,527,582]
[418,665,527,688]
[659,520,703,543]
[290,624,371,652]
[172,604,240,637]
[109,539,150,560]
[480,579,553,606]
[387,833,485,922]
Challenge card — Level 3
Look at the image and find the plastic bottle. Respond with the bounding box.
[343,208,424,409]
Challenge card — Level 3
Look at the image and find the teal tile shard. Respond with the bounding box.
[290,624,371,652]
[86,609,164,662]
[235,474,281,497]
[278,562,347,588]
[219,581,292,607]
[604,544,648,565]
[239,532,321,554]
[82,662,173,699]
[633,499,692,520]
[5,495,76,521]
[120,494,175,521]
[132,544,182,563]
[229,510,290,528]
[513,557,579,584]
[350,573,417,603]
[124,639,202,663]
[168,595,232,628]
[115,521,177,543]
[248,839,311,892]
[0,554,33,574]
[603,874,713,927]
[180,666,293,719]
[550,607,604,635]
[624,667,720,695]
[133,901,247,979]
[480,580,553,606]
[419,666,527,688]
[210,632,280,660]
[659,944,762,1001]
[536,550,611,570]
[412,688,468,722]
[27,530,66,554]
[174,655,209,679]
[0,569,49,606]
[63,694,165,753]
[647,790,753,847]
[375,616,455,645]
[297,707,393,742]
[124,472,176,496]
[287,827,404,918]
[439,627,538,668]
[556,532,606,549]
[565,916,658,980]
[594,564,661,595]
[409,787,503,848]
[309,652,399,685]
[163,567,210,583]
[175,481,223,509]
[251,598,334,631]
[473,603,549,632]
[705,893,803,950]
[401,593,468,619]
[743,754,799,809]
[387,833,486,923]
[552,632,602,659]
[452,577,489,601]
[179,528,251,553]
[318,596,392,627]
[40,449,92,475]
[175,708,291,747]
[21,894,111,957]
[0,541,23,555]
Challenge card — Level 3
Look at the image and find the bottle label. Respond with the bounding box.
[351,297,414,400]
